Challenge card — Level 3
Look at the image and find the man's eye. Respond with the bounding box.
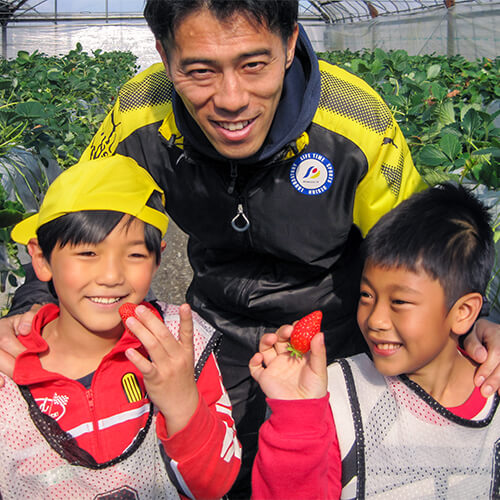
[188,68,212,78]
[245,61,265,71]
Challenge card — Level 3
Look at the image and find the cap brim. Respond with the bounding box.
[11,213,40,245]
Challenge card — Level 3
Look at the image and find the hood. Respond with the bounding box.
[171,24,321,165]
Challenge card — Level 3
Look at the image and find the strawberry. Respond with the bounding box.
[287,310,323,358]
[119,303,138,324]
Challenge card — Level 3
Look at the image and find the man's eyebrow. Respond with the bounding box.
[180,49,272,67]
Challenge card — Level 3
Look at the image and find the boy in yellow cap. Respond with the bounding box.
[1,155,240,499]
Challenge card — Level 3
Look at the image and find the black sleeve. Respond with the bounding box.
[6,263,57,316]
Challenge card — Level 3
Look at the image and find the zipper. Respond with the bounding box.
[227,161,238,195]
[86,387,100,458]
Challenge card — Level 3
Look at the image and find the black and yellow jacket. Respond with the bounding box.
[15,28,425,381]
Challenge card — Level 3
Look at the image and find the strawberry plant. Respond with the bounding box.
[0,45,138,313]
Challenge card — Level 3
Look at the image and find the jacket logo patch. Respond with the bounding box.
[290,153,334,195]
[35,392,69,421]
[122,372,143,403]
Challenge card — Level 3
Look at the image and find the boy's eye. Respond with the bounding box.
[130,253,146,258]
[359,290,372,300]
[392,299,410,306]
[77,250,96,257]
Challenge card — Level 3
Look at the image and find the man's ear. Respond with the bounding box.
[156,39,171,78]
[27,239,53,282]
[285,24,299,70]
[450,292,483,336]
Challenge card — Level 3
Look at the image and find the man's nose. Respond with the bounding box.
[213,71,249,114]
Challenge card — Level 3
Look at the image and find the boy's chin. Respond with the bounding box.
[371,357,405,378]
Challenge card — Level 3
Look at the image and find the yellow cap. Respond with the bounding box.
[11,155,169,245]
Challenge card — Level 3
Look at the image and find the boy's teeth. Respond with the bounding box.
[377,343,400,350]
[91,297,120,304]
[219,120,250,131]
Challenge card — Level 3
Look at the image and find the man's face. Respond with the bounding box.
[157,9,299,159]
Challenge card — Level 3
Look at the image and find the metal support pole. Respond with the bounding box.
[2,24,6,59]
[447,4,456,57]
[54,0,57,25]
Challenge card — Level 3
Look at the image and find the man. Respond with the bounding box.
[1,1,499,497]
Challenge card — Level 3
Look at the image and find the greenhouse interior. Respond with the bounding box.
[0,0,499,321]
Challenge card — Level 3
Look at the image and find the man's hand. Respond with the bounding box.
[249,323,327,400]
[465,318,500,397]
[124,303,199,436]
[0,304,41,385]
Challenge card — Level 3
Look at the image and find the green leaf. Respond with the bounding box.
[15,101,45,118]
[419,145,450,167]
[439,134,461,161]
[0,78,12,90]
[462,109,483,137]
[472,147,500,158]
[0,208,24,227]
[436,100,456,126]
[426,64,441,80]
[16,51,30,61]
[47,68,62,82]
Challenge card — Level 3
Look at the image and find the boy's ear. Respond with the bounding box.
[449,292,483,335]
[27,239,53,282]
[161,240,167,253]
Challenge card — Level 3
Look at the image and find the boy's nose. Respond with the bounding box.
[96,257,125,286]
[367,302,391,332]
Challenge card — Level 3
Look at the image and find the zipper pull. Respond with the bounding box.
[231,203,250,232]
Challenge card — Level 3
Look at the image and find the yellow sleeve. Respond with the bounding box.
[315,61,427,237]
[352,118,427,237]
[80,62,175,162]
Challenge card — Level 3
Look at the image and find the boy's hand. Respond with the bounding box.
[124,303,199,436]
[466,318,500,397]
[0,304,41,386]
[249,324,327,400]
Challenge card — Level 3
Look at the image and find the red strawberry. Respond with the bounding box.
[119,303,138,324]
[287,310,323,358]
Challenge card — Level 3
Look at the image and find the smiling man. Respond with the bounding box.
[2,1,500,498]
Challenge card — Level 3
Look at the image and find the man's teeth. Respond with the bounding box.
[90,297,121,304]
[219,120,250,131]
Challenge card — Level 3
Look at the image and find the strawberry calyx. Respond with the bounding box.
[287,344,306,359]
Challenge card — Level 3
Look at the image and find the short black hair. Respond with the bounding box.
[37,192,165,265]
[144,0,298,52]
[363,183,495,309]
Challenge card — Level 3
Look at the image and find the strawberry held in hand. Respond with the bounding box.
[287,310,323,358]
[119,303,138,324]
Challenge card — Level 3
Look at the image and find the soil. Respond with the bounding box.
[151,220,192,305]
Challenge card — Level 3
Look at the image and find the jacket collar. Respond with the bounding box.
[14,303,152,385]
